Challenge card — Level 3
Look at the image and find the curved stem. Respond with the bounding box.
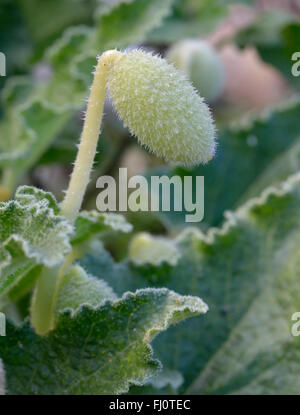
[60,50,122,224]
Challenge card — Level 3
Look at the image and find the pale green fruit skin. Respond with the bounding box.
[107,50,216,166]
[167,40,224,103]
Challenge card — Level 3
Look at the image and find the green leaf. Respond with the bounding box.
[0,78,72,178]
[80,242,143,295]
[129,368,184,394]
[236,10,300,89]
[94,0,174,49]
[43,26,93,107]
[0,289,207,394]
[19,0,96,54]
[147,0,228,44]
[72,211,133,247]
[0,0,175,189]
[7,265,42,302]
[204,98,300,225]
[239,136,300,204]
[0,78,36,168]
[188,249,300,394]
[0,186,72,298]
[154,173,300,393]
[83,173,300,393]
[0,26,92,186]
[55,264,117,316]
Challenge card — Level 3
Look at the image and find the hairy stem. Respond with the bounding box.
[60,50,122,224]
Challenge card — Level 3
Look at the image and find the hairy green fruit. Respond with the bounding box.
[167,40,224,103]
[107,50,216,166]
[61,49,216,226]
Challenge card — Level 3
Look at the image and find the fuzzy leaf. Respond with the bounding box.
[155,173,300,393]
[129,368,184,394]
[0,78,72,173]
[82,173,300,393]
[80,242,143,295]
[72,211,133,247]
[188,247,300,394]
[0,289,207,394]
[240,137,300,203]
[0,186,72,298]
[0,0,175,185]
[55,264,117,316]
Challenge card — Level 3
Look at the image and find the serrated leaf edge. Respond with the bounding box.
[177,172,300,246]
[56,287,208,393]
[0,186,73,271]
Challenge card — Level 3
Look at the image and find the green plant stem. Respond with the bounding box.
[60,49,122,224]
[31,50,122,336]
[0,168,19,201]
[31,251,78,336]
[31,266,60,335]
